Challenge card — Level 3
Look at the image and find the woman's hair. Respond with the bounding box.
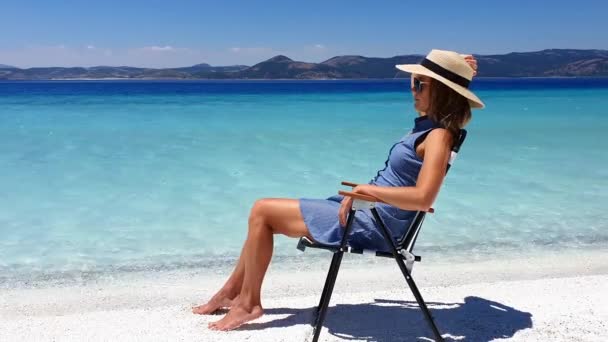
[426,79,472,142]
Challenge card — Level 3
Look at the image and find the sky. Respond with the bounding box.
[1,0,606,68]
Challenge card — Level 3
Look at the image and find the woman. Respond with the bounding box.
[193,49,485,331]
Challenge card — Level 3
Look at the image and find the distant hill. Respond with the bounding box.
[235,55,338,79]
[475,49,608,77]
[0,64,16,69]
[1,49,607,80]
[0,64,248,80]
[320,55,422,78]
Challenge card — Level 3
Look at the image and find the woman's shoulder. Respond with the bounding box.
[416,128,454,159]
[427,127,453,141]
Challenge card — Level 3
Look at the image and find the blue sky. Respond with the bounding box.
[1,0,606,68]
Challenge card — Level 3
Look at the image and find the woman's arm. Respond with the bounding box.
[354,128,453,211]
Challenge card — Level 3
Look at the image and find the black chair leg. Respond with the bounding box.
[312,208,354,342]
[395,257,444,342]
[312,251,344,342]
[370,208,444,342]
[316,252,340,316]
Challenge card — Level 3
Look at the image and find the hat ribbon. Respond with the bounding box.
[420,58,470,88]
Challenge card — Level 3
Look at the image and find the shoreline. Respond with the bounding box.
[3,246,607,290]
[1,250,607,341]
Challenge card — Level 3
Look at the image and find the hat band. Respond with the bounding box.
[421,58,470,88]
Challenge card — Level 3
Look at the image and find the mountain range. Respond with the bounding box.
[1,49,607,80]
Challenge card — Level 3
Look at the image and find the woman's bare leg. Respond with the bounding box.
[208,198,311,331]
[191,245,246,314]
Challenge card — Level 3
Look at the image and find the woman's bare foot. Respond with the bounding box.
[192,293,239,315]
[208,303,263,331]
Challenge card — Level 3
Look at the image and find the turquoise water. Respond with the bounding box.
[1,80,607,285]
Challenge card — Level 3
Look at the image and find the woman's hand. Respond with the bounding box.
[338,195,354,227]
[338,184,370,227]
[462,54,478,76]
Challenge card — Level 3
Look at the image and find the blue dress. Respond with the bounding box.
[299,115,440,251]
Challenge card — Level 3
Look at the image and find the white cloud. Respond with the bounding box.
[314,44,325,49]
[86,45,96,50]
[142,45,175,52]
[229,47,274,54]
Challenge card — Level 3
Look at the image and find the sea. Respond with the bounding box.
[1,78,607,287]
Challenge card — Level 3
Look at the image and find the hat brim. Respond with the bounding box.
[396,64,485,109]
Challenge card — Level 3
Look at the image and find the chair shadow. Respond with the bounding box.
[240,296,532,341]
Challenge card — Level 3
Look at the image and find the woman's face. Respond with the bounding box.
[411,74,432,114]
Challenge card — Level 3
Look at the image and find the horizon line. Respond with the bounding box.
[1,48,607,70]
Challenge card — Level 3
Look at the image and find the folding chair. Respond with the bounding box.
[297,129,467,342]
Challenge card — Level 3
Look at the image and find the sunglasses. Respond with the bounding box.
[411,77,429,93]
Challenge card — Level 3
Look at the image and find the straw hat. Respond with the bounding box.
[396,49,484,109]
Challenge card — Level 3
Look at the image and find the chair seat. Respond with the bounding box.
[297,237,421,262]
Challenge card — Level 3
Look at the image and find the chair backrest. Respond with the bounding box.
[397,129,467,252]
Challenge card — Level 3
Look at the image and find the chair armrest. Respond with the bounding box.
[338,190,435,213]
[341,181,359,187]
[338,190,384,203]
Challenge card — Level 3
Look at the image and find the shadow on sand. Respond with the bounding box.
[240,296,532,341]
